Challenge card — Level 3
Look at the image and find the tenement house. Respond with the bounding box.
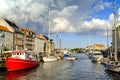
[0,18,14,53]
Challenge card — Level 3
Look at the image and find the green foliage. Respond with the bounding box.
[70,48,86,53]
[1,47,12,57]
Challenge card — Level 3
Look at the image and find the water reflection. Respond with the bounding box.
[105,70,120,80]
[5,66,39,80]
[1,54,120,80]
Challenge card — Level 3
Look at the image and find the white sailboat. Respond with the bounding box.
[104,0,120,72]
[43,4,57,62]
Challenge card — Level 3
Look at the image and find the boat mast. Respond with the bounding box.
[114,0,118,61]
[56,32,58,49]
[106,23,109,48]
[48,4,51,57]
[59,34,62,49]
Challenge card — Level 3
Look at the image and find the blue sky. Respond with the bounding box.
[0,0,120,48]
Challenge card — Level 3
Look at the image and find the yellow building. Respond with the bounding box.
[86,44,106,51]
[42,35,55,57]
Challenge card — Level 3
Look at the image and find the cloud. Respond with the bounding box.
[59,6,78,17]
[50,5,78,33]
[77,7,120,37]
[0,0,117,37]
[0,0,94,34]
[0,0,51,32]
[52,17,76,32]
[78,18,113,36]
[93,0,112,12]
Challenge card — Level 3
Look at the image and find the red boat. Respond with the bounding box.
[5,50,39,71]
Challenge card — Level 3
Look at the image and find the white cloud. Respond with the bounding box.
[0,0,95,34]
[52,17,76,32]
[59,6,78,17]
[29,3,47,21]
[0,0,52,32]
[0,0,8,9]
[50,5,78,33]
[76,7,120,37]
[93,1,112,12]
[0,0,117,37]
[78,18,113,36]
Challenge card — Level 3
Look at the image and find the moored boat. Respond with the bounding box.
[67,57,77,60]
[43,57,57,62]
[5,50,39,71]
[64,54,70,57]
[104,61,120,72]
[103,0,120,72]
[42,5,57,63]
[67,54,77,60]
[91,51,103,63]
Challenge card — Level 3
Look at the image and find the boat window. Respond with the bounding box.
[17,53,19,55]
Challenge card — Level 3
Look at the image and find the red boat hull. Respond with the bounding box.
[6,57,39,71]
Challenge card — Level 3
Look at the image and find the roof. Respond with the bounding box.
[42,35,49,40]
[0,18,14,32]
[23,28,30,33]
[21,27,35,37]
[86,43,106,50]
[4,18,25,34]
[4,18,18,28]
[21,28,30,36]
[94,44,105,48]
[35,34,46,40]
[39,34,46,40]
[0,25,10,32]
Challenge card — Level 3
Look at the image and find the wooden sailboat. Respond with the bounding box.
[104,0,120,72]
[43,4,57,62]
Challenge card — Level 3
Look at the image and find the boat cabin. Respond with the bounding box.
[4,50,38,60]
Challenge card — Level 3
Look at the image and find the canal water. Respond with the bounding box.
[0,53,120,80]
